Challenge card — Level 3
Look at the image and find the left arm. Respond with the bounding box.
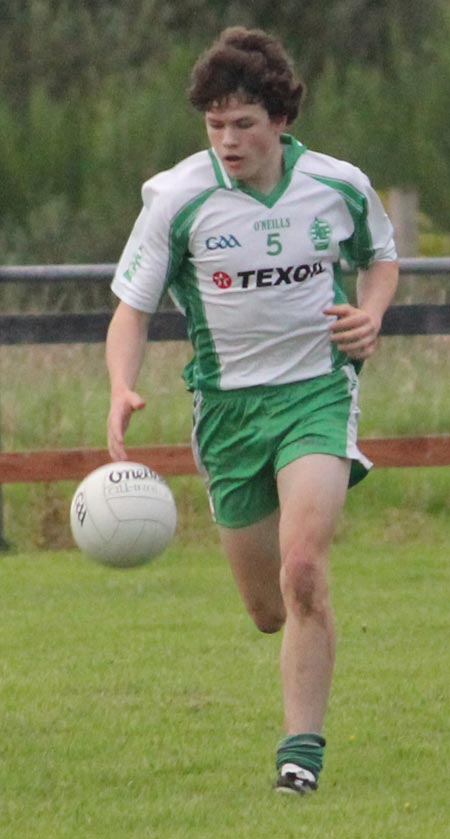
[324,259,399,360]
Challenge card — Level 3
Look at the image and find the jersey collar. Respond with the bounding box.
[281,133,308,171]
[208,134,307,207]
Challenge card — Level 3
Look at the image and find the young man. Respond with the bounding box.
[106,27,398,794]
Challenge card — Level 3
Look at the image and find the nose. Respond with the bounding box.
[222,125,238,147]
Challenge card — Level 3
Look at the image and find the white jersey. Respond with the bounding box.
[112,134,397,392]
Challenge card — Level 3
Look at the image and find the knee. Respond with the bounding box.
[280,548,329,618]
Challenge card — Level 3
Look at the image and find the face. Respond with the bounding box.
[205,97,287,193]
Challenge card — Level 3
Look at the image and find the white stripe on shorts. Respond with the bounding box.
[341,364,373,472]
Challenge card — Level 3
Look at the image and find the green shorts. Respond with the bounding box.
[191,365,372,529]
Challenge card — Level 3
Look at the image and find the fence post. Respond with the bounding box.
[0,487,6,552]
[388,188,419,302]
[0,488,6,550]
[0,401,9,550]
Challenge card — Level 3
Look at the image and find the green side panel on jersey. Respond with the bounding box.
[172,260,223,391]
[330,260,350,370]
[330,260,363,375]
[310,174,375,269]
[165,188,222,390]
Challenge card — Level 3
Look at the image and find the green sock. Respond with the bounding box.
[276,733,326,778]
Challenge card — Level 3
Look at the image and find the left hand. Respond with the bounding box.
[324,303,381,360]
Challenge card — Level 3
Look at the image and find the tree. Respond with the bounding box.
[157,0,446,83]
[0,0,173,105]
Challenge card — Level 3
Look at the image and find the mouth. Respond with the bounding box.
[223,155,243,166]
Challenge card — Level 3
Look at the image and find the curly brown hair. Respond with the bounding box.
[189,27,304,125]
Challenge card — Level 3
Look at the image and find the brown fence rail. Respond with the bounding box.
[2,437,450,486]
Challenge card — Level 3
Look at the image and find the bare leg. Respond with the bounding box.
[218,454,349,735]
[277,454,350,734]
[218,510,285,634]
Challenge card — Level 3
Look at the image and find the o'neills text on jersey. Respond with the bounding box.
[253,218,291,231]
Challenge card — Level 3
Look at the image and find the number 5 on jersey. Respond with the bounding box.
[266,233,282,256]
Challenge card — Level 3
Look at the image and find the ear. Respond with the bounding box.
[271,114,288,133]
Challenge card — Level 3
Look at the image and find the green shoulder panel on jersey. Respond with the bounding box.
[164,187,223,391]
[208,149,233,189]
[309,174,375,269]
[282,134,308,170]
[163,186,217,289]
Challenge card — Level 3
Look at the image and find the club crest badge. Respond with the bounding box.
[309,218,332,252]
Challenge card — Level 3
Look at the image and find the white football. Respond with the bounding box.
[70,462,177,568]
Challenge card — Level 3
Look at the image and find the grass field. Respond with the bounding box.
[1,337,450,836]
[1,493,449,838]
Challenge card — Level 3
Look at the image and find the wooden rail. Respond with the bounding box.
[1,436,450,484]
[2,304,450,345]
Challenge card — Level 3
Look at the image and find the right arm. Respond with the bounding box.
[106,301,151,460]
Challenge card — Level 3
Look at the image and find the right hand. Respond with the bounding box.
[107,389,146,461]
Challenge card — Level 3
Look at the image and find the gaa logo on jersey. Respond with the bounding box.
[213,271,233,289]
[206,235,241,250]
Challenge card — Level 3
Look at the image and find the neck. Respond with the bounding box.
[243,147,284,194]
